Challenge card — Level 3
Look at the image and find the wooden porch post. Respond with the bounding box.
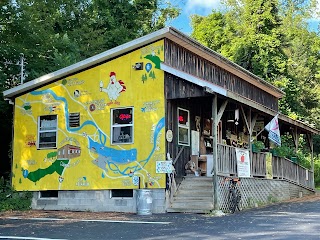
[241,106,258,177]
[212,94,218,210]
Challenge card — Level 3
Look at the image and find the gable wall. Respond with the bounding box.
[12,40,167,191]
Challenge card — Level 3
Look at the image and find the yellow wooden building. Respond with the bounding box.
[4,27,318,213]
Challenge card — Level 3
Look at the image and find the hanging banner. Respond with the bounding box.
[235,148,251,178]
[265,114,281,146]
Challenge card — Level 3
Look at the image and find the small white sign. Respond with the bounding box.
[166,130,173,142]
[235,148,251,178]
[156,161,172,173]
[191,130,200,155]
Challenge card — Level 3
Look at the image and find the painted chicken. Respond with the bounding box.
[100,72,126,103]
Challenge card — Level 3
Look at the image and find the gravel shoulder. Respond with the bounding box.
[1,192,319,221]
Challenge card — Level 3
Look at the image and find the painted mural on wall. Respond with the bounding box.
[13,40,166,191]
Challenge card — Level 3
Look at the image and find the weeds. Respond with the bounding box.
[0,176,32,212]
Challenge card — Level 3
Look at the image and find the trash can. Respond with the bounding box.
[136,189,153,215]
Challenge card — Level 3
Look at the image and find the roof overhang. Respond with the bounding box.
[161,64,318,134]
[4,27,314,133]
[3,27,283,99]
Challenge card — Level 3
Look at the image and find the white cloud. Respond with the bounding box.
[185,0,222,15]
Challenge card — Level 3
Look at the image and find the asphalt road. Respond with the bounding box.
[0,200,319,240]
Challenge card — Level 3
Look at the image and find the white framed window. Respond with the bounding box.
[178,107,190,146]
[38,115,58,149]
[111,107,134,144]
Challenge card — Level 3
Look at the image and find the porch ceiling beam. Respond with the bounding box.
[217,100,228,123]
[291,126,300,152]
[251,113,258,134]
[306,133,313,152]
[240,106,250,133]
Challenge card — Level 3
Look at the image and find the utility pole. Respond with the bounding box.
[4,53,26,85]
[19,54,25,84]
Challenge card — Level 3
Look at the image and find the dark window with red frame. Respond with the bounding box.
[178,108,190,146]
[111,107,133,144]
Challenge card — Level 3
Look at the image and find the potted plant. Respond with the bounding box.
[252,140,265,153]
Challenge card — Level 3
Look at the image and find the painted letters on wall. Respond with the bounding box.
[13,41,165,191]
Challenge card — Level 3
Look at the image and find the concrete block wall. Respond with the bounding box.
[31,189,166,213]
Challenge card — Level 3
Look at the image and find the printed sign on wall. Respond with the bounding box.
[156,161,172,174]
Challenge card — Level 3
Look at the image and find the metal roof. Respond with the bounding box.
[3,27,284,99]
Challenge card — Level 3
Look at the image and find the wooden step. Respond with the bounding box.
[168,176,214,213]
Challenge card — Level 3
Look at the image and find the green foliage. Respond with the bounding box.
[314,159,320,187]
[0,177,32,212]
[0,0,180,178]
[192,0,287,85]
[271,136,311,168]
[252,140,265,152]
[191,0,320,129]
[267,195,278,204]
[191,0,320,188]
[271,145,293,158]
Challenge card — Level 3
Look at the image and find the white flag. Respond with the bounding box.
[265,114,281,146]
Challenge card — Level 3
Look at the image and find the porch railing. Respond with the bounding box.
[217,144,314,190]
[273,156,314,189]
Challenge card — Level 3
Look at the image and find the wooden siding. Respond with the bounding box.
[165,73,207,99]
[164,39,278,111]
[165,97,212,178]
[166,99,191,178]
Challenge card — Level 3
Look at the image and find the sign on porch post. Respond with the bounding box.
[266,152,273,179]
[235,148,251,178]
[191,130,200,155]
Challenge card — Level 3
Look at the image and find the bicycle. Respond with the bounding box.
[225,177,242,213]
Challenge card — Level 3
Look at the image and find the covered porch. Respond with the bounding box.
[217,144,314,190]
[163,34,318,213]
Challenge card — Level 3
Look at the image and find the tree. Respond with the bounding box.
[278,0,320,124]
[0,0,179,177]
[1,0,179,83]
[192,0,288,86]
[191,0,320,126]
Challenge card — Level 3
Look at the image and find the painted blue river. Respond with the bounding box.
[31,89,165,176]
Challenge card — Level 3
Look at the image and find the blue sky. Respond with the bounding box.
[168,0,320,35]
